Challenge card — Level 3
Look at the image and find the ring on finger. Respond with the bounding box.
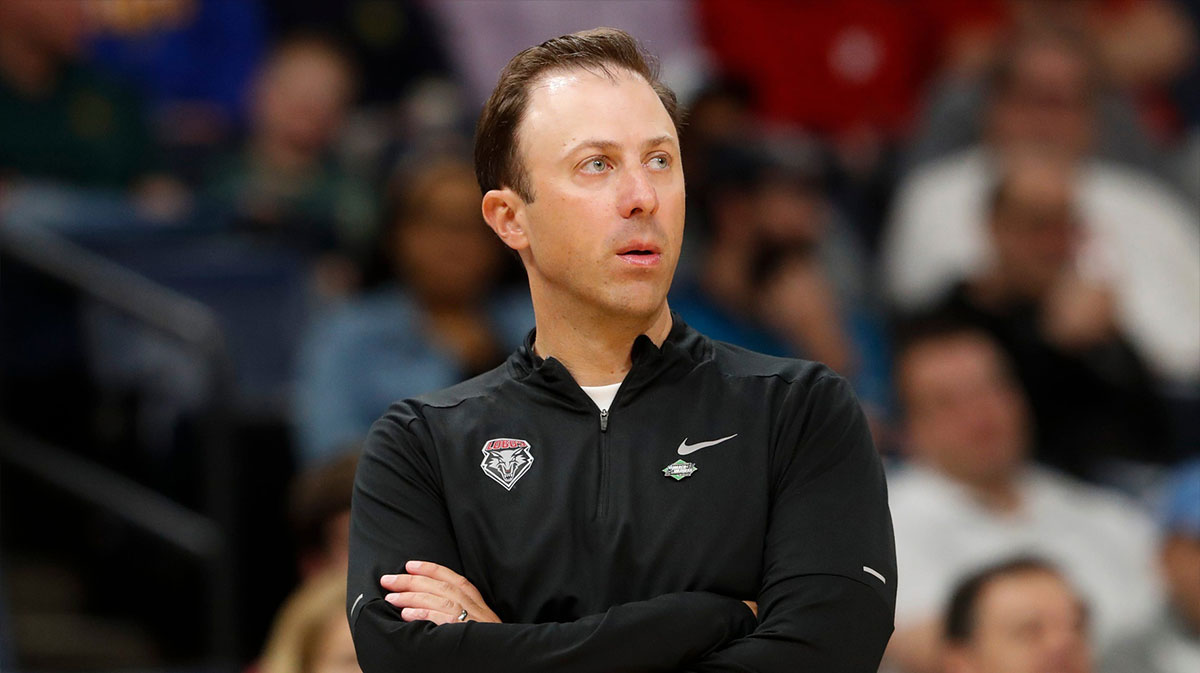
[456,608,469,622]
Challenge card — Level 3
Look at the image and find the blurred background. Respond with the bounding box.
[0,1,1196,672]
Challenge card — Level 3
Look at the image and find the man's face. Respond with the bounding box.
[900,335,1029,484]
[989,42,1095,160]
[947,571,1092,673]
[256,48,353,155]
[509,68,685,319]
[990,161,1080,298]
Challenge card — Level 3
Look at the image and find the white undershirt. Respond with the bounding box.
[580,381,623,413]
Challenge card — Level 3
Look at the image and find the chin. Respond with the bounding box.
[602,289,669,320]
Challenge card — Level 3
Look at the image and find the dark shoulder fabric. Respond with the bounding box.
[410,361,516,410]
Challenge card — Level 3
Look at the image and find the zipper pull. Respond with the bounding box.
[599,408,609,432]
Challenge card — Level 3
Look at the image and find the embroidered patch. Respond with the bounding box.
[480,438,535,491]
[662,459,698,481]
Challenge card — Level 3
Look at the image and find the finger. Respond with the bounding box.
[398,607,463,625]
[385,591,460,615]
[380,574,456,600]
[380,574,407,591]
[405,560,486,604]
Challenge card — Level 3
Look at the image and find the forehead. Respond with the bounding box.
[518,67,676,155]
[976,571,1081,624]
[902,335,1003,391]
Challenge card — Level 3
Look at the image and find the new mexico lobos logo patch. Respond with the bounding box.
[480,438,534,491]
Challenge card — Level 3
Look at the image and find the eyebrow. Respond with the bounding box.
[565,135,677,158]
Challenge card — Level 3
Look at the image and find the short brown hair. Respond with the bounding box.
[943,557,1079,644]
[473,27,682,202]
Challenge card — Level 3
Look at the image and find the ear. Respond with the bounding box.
[482,188,529,252]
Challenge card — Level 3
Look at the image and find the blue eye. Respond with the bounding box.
[582,158,608,174]
[648,155,670,170]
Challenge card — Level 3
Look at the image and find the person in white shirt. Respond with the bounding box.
[882,27,1200,385]
[882,323,1160,673]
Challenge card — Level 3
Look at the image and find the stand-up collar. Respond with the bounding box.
[507,312,711,404]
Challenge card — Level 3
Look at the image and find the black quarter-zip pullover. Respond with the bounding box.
[348,316,897,672]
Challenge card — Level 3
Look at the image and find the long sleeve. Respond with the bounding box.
[347,405,757,673]
[682,374,897,672]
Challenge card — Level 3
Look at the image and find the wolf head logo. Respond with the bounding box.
[480,438,534,491]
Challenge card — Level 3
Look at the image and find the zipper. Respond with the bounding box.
[596,408,610,519]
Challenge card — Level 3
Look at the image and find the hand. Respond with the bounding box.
[1041,273,1116,350]
[381,560,502,625]
[758,256,854,375]
[742,600,758,619]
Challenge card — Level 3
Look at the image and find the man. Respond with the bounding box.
[203,33,376,294]
[882,27,1200,386]
[883,323,1159,673]
[347,28,896,672]
[942,558,1093,673]
[919,151,1168,479]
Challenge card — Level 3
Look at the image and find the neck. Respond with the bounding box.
[0,33,59,96]
[531,297,673,386]
[960,470,1022,513]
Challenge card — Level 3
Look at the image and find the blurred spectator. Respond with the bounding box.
[258,568,360,673]
[264,0,458,181]
[289,449,359,580]
[87,0,267,179]
[884,324,1160,673]
[883,27,1200,386]
[909,0,1197,175]
[670,138,891,414]
[0,0,154,189]
[266,0,449,107]
[203,32,376,292]
[942,557,1093,673]
[678,77,757,221]
[915,151,1170,479]
[292,156,533,465]
[1103,460,1200,673]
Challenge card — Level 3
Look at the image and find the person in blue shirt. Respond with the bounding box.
[293,156,532,465]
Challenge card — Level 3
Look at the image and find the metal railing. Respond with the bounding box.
[0,223,239,667]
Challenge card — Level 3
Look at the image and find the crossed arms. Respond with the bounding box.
[348,376,896,672]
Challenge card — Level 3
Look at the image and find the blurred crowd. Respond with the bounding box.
[0,1,1197,672]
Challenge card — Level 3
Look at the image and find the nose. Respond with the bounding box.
[618,165,658,219]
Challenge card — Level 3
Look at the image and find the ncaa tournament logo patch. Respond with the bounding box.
[480,438,534,491]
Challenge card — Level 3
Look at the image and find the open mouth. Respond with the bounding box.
[616,246,662,266]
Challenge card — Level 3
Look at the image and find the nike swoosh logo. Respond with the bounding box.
[677,433,738,455]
